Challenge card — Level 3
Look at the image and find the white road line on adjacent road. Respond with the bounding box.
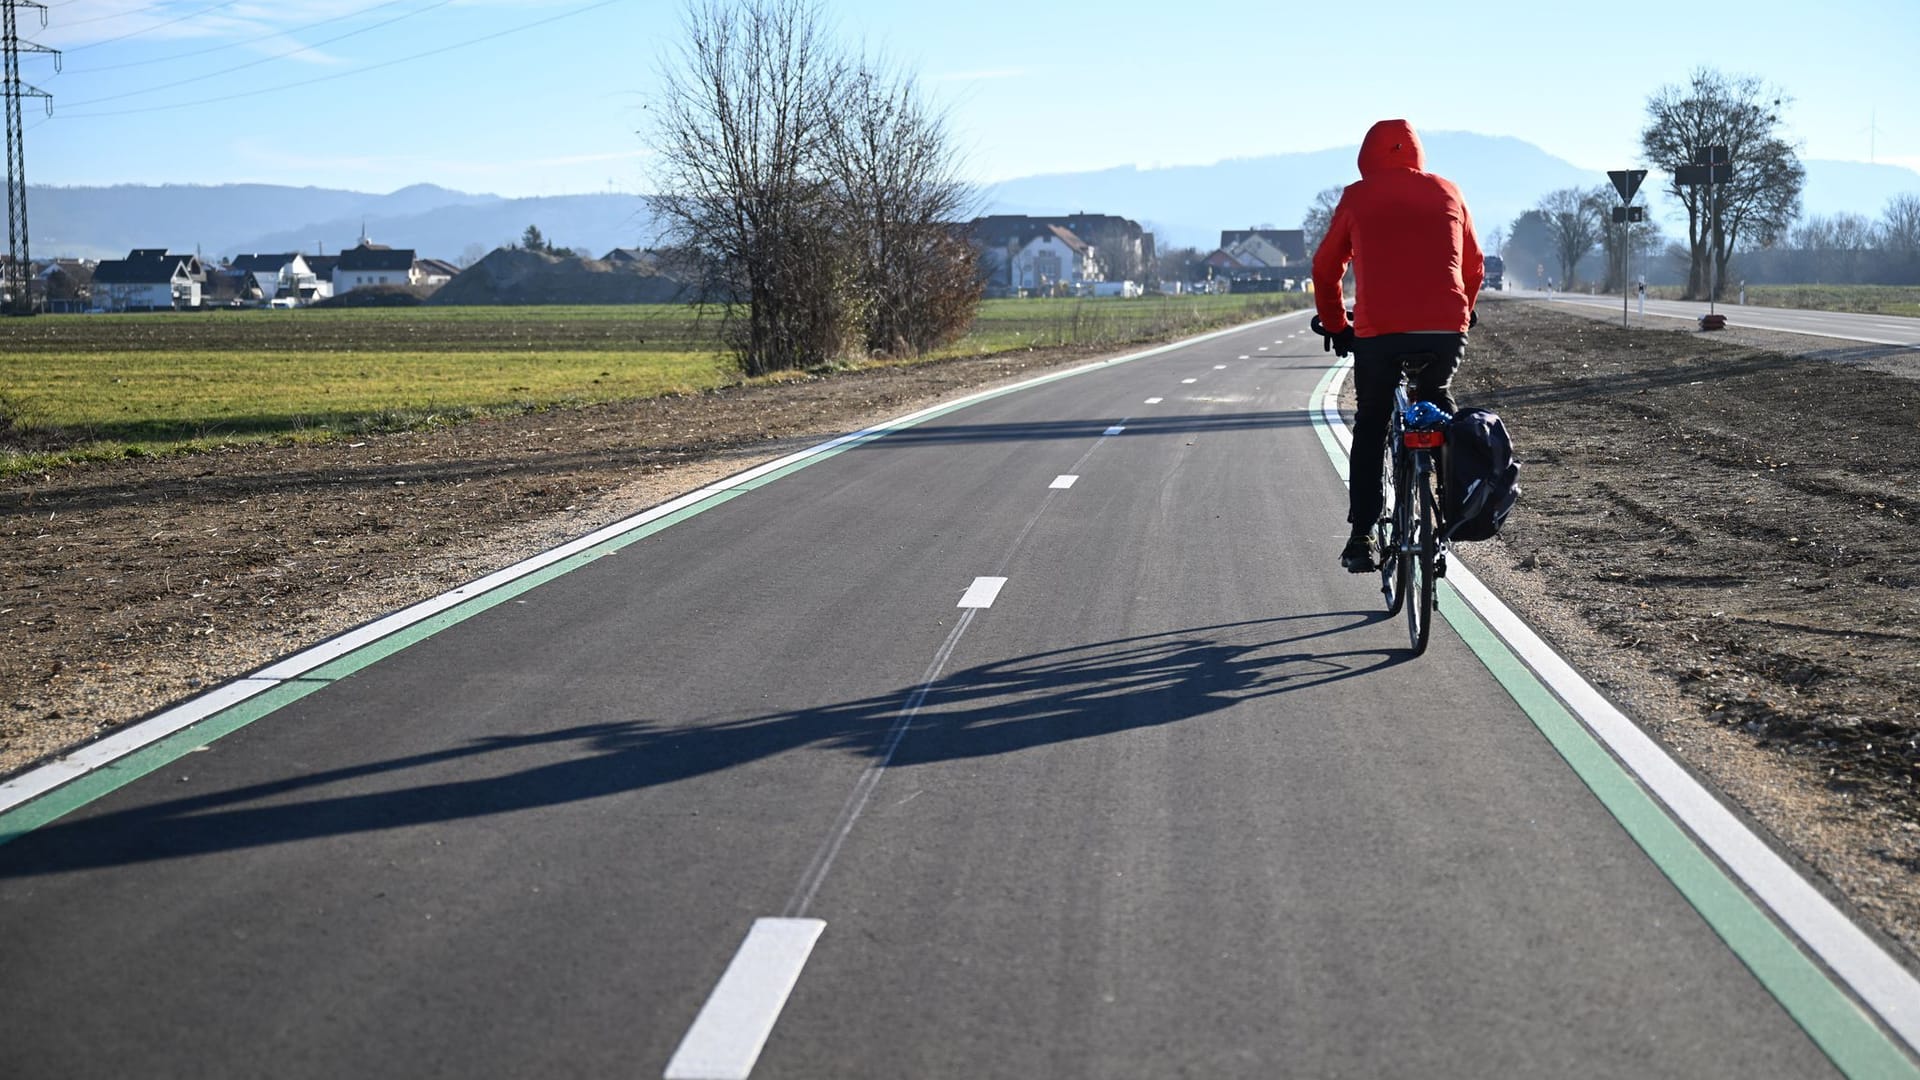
[1050,475,1079,490]
[1144,397,1163,404]
[957,576,1008,609]
[663,917,826,1080]
[1104,425,1125,436]
[1181,378,1198,384]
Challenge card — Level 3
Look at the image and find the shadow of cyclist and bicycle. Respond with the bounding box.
[0,610,1406,877]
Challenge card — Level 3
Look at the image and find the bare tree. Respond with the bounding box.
[1881,193,1920,255]
[1301,185,1343,255]
[647,0,848,375]
[1641,68,1804,300]
[825,58,979,356]
[1537,187,1603,288]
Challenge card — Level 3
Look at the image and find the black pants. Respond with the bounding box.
[1347,332,1465,530]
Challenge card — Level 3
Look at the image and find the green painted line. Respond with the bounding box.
[1311,360,1915,1076]
[1444,584,1917,1078]
[0,487,745,846]
[2,314,1307,843]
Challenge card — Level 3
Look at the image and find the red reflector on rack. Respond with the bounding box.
[1402,430,1445,449]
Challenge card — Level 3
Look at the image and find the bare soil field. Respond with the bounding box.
[4,299,1919,965]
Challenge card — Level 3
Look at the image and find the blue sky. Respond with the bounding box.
[30,0,1920,196]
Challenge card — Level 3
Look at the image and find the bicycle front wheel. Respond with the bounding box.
[1378,437,1404,615]
[1405,468,1438,655]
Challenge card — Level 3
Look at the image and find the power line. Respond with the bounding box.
[53,0,624,119]
[59,0,454,107]
[59,0,246,52]
[63,0,420,73]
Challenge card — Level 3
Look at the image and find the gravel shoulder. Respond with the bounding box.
[5,301,1920,969]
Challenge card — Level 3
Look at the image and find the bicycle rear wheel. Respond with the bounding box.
[1405,468,1438,655]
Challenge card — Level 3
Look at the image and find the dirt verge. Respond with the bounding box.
[4,300,1920,968]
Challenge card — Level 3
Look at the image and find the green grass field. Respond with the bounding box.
[1646,283,1920,316]
[0,293,1307,474]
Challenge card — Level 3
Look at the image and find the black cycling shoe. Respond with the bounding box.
[1339,533,1377,574]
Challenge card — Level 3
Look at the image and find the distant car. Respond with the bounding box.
[1482,255,1505,292]
[268,297,298,309]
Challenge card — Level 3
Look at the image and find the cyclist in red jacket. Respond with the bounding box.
[1311,118,1484,572]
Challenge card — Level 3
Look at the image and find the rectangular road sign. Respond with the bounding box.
[1609,169,1648,203]
[1611,206,1646,223]
[1692,145,1731,165]
[1675,164,1733,186]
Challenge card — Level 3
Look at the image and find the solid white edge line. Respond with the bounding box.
[1,309,1311,817]
[662,917,825,1080]
[1535,295,1919,349]
[1050,475,1079,489]
[1316,360,1920,1052]
[957,576,1009,609]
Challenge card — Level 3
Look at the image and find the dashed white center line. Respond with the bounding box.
[1181,378,1197,384]
[1213,364,1227,369]
[663,917,826,1080]
[1238,354,1249,359]
[1050,474,1079,489]
[1104,424,1125,436]
[1143,397,1163,404]
[1257,346,1268,351]
[958,576,1009,609]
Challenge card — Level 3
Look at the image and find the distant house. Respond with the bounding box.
[968,213,1151,296]
[36,258,94,313]
[413,258,459,286]
[602,247,654,268]
[333,241,421,292]
[203,268,265,308]
[304,254,341,298]
[90,249,205,312]
[1218,228,1307,264]
[1009,225,1097,292]
[228,253,317,303]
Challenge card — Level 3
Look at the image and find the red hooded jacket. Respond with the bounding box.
[1311,119,1483,337]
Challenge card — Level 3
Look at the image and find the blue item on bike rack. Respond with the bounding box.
[1403,400,1453,430]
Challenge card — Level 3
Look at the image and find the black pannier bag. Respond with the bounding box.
[1442,407,1520,541]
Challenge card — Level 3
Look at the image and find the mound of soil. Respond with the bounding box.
[430,248,692,306]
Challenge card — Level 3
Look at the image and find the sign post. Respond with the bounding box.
[1607,170,1647,328]
[1674,147,1732,329]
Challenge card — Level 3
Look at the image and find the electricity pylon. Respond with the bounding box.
[3,0,56,314]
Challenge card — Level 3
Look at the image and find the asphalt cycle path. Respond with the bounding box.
[0,314,1903,1078]
[1513,288,1920,348]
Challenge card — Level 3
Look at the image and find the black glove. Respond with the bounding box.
[1310,315,1357,358]
[1469,308,1479,330]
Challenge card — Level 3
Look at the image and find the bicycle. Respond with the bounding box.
[1313,314,1452,656]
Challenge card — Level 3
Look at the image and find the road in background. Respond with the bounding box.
[1506,288,1920,347]
[0,316,1896,1077]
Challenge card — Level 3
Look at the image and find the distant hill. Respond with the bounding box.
[980,134,1920,250]
[27,183,654,262]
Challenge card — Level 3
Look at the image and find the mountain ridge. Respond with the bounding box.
[32,134,1920,261]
